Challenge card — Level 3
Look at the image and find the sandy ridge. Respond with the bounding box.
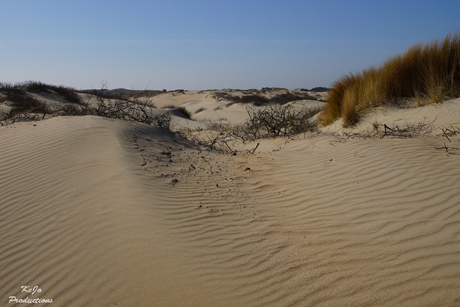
[0,116,234,306]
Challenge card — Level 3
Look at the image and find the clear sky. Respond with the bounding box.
[1,0,460,90]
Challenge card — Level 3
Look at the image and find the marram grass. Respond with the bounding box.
[320,33,460,127]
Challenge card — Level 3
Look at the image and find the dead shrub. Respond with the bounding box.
[95,96,172,130]
[238,104,320,140]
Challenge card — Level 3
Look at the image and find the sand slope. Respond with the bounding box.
[1,98,460,306]
[132,132,460,306]
[0,116,237,306]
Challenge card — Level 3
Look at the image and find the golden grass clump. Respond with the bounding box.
[320,33,460,127]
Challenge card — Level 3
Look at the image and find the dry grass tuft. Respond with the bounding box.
[320,33,460,126]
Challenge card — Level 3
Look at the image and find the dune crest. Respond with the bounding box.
[0,116,239,306]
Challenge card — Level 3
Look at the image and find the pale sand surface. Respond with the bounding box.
[0,117,238,306]
[1,96,460,306]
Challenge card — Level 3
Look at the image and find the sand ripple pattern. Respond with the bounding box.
[0,117,228,307]
[132,130,460,307]
[2,116,460,307]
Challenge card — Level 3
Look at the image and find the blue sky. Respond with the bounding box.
[1,0,459,90]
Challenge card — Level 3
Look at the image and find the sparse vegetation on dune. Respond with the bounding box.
[0,80,328,145]
[23,81,82,103]
[173,106,192,119]
[212,89,318,105]
[0,83,51,122]
[91,87,172,129]
[85,88,163,101]
[0,81,81,104]
[176,103,321,154]
[320,33,460,127]
[241,104,320,140]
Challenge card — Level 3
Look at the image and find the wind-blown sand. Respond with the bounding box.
[1,93,460,306]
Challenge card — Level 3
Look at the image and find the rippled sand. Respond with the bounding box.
[1,99,460,306]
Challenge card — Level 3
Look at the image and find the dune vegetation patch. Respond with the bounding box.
[212,89,318,105]
[0,81,81,104]
[320,33,460,127]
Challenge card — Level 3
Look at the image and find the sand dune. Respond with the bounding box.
[0,116,237,306]
[1,96,460,306]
